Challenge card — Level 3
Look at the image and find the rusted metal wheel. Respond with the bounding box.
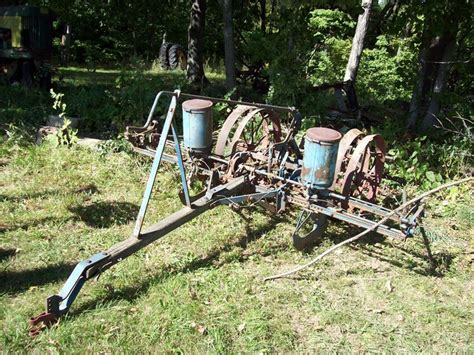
[215,106,282,157]
[331,128,364,190]
[215,105,254,156]
[340,134,386,203]
[333,129,386,204]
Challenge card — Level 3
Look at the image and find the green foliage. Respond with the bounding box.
[1,1,471,187]
[46,89,78,146]
[3,122,34,146]
[357,36,417,103]
[53,66,191,134]
[262,6,419,120]
[46,118,78,147]
[50,89,67,117]
[213,88,238,125]
[308,8,354,41]
[35,0,191,65]
[16,0,468,137]
[0,85,49,128]
[386,134,472,190]
[63,84,119,133]
[112,63,155,127]
[239,31,276,66]
[97,137,134,157]
[307,37,351,86]
[1,132,472,353]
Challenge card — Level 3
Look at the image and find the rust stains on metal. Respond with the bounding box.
[314,166,330,180]
[301,166,311,178]
[29,311,58,337]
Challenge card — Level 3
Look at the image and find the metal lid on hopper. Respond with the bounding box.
[182,99,213,111]
[306,127,342,143]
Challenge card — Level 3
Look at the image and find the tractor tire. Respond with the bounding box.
[159,42,172,70]
[168,44,187,70]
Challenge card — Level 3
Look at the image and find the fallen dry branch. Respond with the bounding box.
[264,176,473,281]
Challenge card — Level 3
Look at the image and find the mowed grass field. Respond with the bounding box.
[0,141,473,352]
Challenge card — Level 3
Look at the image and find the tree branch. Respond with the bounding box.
[421,59,471,64]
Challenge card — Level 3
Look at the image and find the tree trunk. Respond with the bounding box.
[344,0,373,83]
[404,1,465,132]
[406,40,428,130]
[396,22,411,57]
[221,0,236,90]
[60,25,71,67]
[187,0,207,86]
[259,0,266,33]
[421,39,455,130]
[406,33,455,131]
[269,0,276,32]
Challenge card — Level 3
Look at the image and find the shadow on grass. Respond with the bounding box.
[70,210,284,316]
[0,184,99,204]
[1,184,138,234]
[350,235,453,277]
[58,66,227,97]
[0,248,17,261]
[68,201,139,228]
[1,215,74,233]
[58,66,193,89]
[0,262,76,295]
[24,209,451,320]
[2,198,137,233]
[58,68,119,85]
[71,211,448,316]
[2,203,137,232]
[284,220,450,277]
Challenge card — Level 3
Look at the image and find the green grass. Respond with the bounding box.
[0,142,472,352]
[0,66,473,352]
[0,65,228,139]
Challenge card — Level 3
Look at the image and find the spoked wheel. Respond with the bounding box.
[331,128,364,190]
[215,105,282,157]
[339,134,386,204]
[292,210,329,251]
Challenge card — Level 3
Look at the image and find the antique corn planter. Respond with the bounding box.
[29,91,424,335]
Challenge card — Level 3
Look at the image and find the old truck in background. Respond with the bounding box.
[0,5,53,87]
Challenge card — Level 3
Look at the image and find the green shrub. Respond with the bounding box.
[386,134,472,190]
[0,85,49,128]
[306,8,354,87]
[357,35,417,104]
